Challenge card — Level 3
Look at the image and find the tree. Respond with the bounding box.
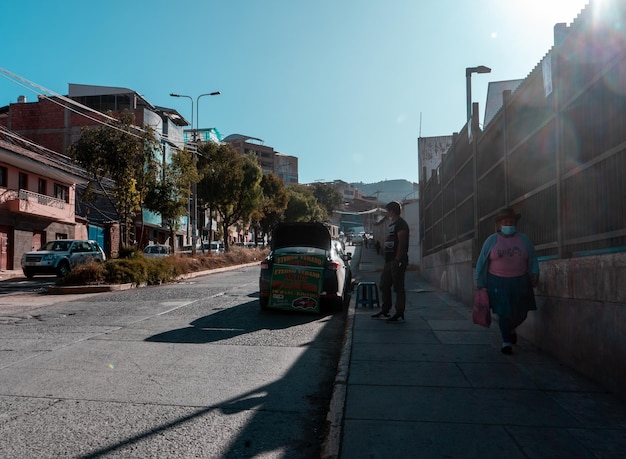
[254,173,289,242]
[69,112,161,248]
[144,146,199,247]
[283,184,326,223]
[310,182,342,220]
[197,143,263,252]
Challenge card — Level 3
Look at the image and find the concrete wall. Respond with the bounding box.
[420,239,474,305]
[403,201,420,267]
[422,244,626,401]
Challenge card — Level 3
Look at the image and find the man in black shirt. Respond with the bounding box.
[373,201,409,321]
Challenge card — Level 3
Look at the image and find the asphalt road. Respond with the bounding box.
[0,265,347,458]
[0,275,57,297]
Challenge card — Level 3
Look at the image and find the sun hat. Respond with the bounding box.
[494,207,521,223]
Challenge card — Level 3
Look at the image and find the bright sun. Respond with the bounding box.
[491,0,590,39]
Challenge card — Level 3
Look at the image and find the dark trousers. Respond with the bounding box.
[487,273,535,344]
[497,312,527,343]
[380,261,407,315]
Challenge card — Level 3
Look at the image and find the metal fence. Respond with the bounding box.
[421,3,626,262]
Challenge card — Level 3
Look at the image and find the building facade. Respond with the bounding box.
[223,133,299,183]
[0,128,90,270]
[0,84,190,252]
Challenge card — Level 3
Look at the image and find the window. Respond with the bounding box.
[0,166,6,187]
[19,172,28,190]
[54,184,69,202]
[38,178,47,195]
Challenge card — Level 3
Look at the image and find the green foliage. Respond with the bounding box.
[144,147,197,244]
[284,184,326,222]
[310,182,342,220]
[103,258,148,284]
[255,173,289,241]
[68,111,162,247]
[197,143,264,251]
[55,247,269,287]
[56,261,106,286]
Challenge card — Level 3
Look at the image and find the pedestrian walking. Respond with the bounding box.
[475,207,539,354]
[372,201,409,322]
[375,240,381,255]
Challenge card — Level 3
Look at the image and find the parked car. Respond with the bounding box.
[235,241,256,249]
[351,234,364,245]
[259,222,352,312]
[21,239,106,278]
[202,241,224,254]
[143,244,173,258]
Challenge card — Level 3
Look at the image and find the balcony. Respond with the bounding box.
[2,189,75,222]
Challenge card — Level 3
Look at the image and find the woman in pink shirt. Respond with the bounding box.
[475,208,539,355]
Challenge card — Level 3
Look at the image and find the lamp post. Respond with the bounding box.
[170,91,220,255]
[196,92,221,143]
[466,65,491,121]
[196,92,220,248]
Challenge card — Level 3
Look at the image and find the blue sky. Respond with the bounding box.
[1,0,589,184]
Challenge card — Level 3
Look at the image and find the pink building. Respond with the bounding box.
[0,128,88,271]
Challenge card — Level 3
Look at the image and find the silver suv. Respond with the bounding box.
[21,240,106,278]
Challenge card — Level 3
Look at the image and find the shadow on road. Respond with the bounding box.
[144,299,333,344]
[74,299,345,458]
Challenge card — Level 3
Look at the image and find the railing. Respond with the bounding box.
[421,5,626,262]
[18,189,67,209]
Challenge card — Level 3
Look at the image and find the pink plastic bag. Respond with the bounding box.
[472,289,491,328]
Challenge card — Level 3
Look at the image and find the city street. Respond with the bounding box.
[0,265,346,458]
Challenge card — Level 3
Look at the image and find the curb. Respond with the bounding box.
[321,298,354,459]
[321,246,366,459]
[47,283,134,294]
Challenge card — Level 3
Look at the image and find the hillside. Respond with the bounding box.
[351,179,418,204]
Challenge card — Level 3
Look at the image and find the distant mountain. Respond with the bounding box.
[351,179,418,204]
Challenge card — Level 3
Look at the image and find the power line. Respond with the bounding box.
[0,67,189,148]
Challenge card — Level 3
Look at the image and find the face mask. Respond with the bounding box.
[501,226,516,235]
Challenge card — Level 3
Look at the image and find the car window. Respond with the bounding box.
[54,241,70,251]
[273,247,327,256]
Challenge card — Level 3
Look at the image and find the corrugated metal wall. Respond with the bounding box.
[421,2,626,262]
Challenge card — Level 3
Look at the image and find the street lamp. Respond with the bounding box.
[196,92,221,143]
[466,65,491,121]
[170,91,220,254]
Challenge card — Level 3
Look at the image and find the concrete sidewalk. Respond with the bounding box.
[325,244,626,458]
[0,269,23,281]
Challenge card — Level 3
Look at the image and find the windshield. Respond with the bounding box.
[145,245,169,254]
[273,247,327,256]
[41,241,71,252]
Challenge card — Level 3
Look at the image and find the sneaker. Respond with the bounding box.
[386,313,404,322]
[371,312,390,318]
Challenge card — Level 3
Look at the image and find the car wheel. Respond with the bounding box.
[57,261,70,278]
[23,269,34,279]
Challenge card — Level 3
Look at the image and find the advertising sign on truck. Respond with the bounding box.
[268,253,325,312]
